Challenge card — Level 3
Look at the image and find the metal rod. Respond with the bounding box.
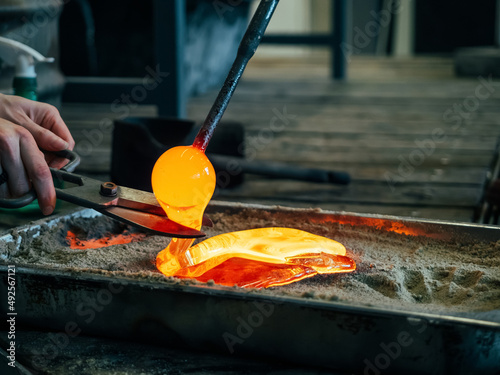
[496,0,500,47]
[192,0,280,152]
[154,0,186,117]
[209,155,350,185]
[333,0,348,80]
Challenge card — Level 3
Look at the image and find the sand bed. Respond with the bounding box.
[1,207,500,322]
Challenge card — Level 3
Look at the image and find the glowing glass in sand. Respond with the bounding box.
[152,145,356,288]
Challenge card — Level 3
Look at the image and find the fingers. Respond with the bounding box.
[22,116,69,151]
[0,95,72,215]
[45,153,69,170]
[0,124,31,196]
[16,102,74,170]
[24,101,75,151]
[0,121,55,215]
[1,95,75,152]
[19,134,55,215]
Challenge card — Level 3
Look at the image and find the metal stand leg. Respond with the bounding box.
[153,0,186,118]
[332,0,347,80]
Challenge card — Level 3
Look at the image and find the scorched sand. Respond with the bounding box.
[1,207,500,322]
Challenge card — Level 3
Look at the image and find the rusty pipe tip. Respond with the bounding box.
[100,182,118,197]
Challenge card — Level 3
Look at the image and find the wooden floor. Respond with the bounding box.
[63,55,500,223]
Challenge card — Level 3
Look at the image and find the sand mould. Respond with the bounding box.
[1,208,500,323]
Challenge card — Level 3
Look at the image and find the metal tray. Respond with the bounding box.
[1,202,500,374]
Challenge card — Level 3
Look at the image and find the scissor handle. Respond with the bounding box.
[52,149,81,173]
[0,149,81,209]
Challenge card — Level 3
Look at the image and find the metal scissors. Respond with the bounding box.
[0,150,206,238]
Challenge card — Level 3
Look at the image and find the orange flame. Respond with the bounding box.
[66,230,146,250]
[152,145,356,288]
[309,215,431,237]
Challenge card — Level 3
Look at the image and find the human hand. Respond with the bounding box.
[0,94,75,215]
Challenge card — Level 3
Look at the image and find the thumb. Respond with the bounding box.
[22,119,69,151]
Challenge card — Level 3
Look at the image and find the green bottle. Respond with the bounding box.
[13,76,38,101]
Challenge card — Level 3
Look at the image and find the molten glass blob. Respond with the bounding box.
[152,145,356,288]
[151,145,216,259]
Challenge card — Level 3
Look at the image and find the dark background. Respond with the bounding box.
[58,0,497,78]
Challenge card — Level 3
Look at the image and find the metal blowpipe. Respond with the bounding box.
[192,0,280,152]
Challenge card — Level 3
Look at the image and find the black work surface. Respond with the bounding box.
[0,331,336,375]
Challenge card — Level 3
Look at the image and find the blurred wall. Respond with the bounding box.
[58,0,251,97]
[254,0,497,58]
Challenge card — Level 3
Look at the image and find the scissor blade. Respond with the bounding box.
[116,186,214,227]
[116,185,162,212]
[101,206,205,238]
[48,154,211,233]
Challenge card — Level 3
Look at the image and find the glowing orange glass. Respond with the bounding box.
[151,145,215,261]
[152,145,356,288]
[162,227,356,288]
